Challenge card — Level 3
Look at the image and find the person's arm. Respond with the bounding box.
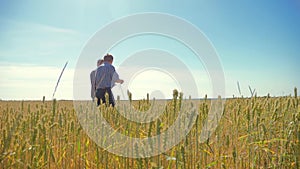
[115,79,124,84]
[111,70,124,87]
[112,72,124,83]
[95,67,101,89]
[90,71,95,100]
[90,71,95,84]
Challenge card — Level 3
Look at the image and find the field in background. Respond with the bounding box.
[0,93,299,168]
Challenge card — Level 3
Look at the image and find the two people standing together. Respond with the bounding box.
[90,54,124,107]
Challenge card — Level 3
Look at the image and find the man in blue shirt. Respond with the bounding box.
[95,54,124,107]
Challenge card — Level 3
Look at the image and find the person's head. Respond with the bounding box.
[104,53,114,64]
[97,59,104,67]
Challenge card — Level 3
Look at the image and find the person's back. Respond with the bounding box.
[95,62,116,89]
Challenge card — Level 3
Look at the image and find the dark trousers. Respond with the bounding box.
[95,88,115,107]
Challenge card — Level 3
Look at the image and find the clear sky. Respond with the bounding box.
[0,0,299,100]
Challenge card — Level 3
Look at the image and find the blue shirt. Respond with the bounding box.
[95,62,120,89]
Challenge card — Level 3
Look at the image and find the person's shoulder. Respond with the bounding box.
[104,63,115,69]
[109,64,116,71]
[98,65,105,69]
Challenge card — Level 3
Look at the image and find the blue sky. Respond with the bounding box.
[0,0,299,100]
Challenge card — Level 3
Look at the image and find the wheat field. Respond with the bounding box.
[0,90,299,169]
